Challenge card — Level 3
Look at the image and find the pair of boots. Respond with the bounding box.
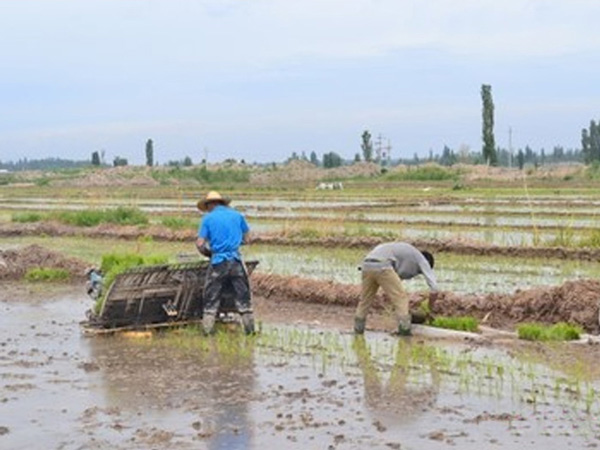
[353,315,412,336]
[202,312,255,335]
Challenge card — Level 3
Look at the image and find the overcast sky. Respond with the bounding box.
[1,0,599,164]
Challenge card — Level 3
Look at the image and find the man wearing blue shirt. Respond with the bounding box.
[196,191,254,335]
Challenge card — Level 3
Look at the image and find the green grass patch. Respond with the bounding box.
[579,228,600,248]
[383,165,459,182]
[12,212,45,223]
[430,316,479,332]
[585,161,600,180]
[24,267,70,282]
[517,322,583,341]
[160,216,195,230]
[151,166,250,185]
[0,174,18,185]
[54,206,149,227]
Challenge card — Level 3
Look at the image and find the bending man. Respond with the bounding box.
[196,191,254,335]
[355,242,438,336]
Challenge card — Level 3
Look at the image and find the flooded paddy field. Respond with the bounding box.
[2,236,600,296]
[2,177,600,448]
[2,187,600,250]
[245,244,600,294]
[0,211,584,248]
[2,285,600,450]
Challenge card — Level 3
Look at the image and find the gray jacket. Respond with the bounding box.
[361,242,438,291]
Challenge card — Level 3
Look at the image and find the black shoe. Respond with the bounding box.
[354,317,366,334]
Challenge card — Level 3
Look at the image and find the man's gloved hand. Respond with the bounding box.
[198,242,212,258]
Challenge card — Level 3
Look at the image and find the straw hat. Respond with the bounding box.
[197,191,231,211]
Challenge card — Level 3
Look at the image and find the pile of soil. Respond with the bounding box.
[454,163,584,182]
[0,222,195,242]
[250,160,381,185]
[433,279,600,333]
[0,244,88,281]
[54,167,159,188]
[252,273,600,333]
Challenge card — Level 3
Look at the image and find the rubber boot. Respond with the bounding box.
[354,317,366,335]
[241,313,255,335]
[202,313,216,336]
[397,315,412,336]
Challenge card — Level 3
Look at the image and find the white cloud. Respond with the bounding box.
[2,0,600,73]
[1,0,599,162]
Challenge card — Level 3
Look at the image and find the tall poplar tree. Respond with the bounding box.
[582,120,600,164]
[481,84,498,166]
[361,130,373,162]
[145,139,154,167]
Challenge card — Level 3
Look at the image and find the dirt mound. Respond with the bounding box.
[253,273,364,307]
[455,163,584,182]
[252,273,600,333]
[0,245,88,281]
[250,161,381,185]
[433,279,600,333]
[253,273,435,314]
[54,167,159,188]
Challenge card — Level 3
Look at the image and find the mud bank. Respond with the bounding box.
[252,273,600,333]
[0,244,87,281]
[2,222,600,261]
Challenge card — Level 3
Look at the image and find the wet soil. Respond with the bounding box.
[2,284,600,449]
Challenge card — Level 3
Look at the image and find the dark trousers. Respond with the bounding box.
[203,259,252,315]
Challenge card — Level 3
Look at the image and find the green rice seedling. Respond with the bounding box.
[431,316,479,332]
[548,223,576,247]
[94,251,169,313]
[24,267,70,282]
[12,212,44,223]
[585,384,596,414]
[517,322,583,341]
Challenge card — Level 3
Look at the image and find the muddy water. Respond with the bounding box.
[2,290,600,449]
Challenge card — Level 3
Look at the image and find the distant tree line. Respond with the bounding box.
[418,145,583,169]
[287,150,344,168]
[5,119,600,172]
[0,157,90,171]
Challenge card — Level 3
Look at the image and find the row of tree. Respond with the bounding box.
[4,100,600,170]
[423,144,582,169]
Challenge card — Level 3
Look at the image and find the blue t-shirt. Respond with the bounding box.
[198,205,249,264]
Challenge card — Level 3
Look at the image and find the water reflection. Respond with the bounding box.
[87,331,256,449]
[351,336,440,419]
